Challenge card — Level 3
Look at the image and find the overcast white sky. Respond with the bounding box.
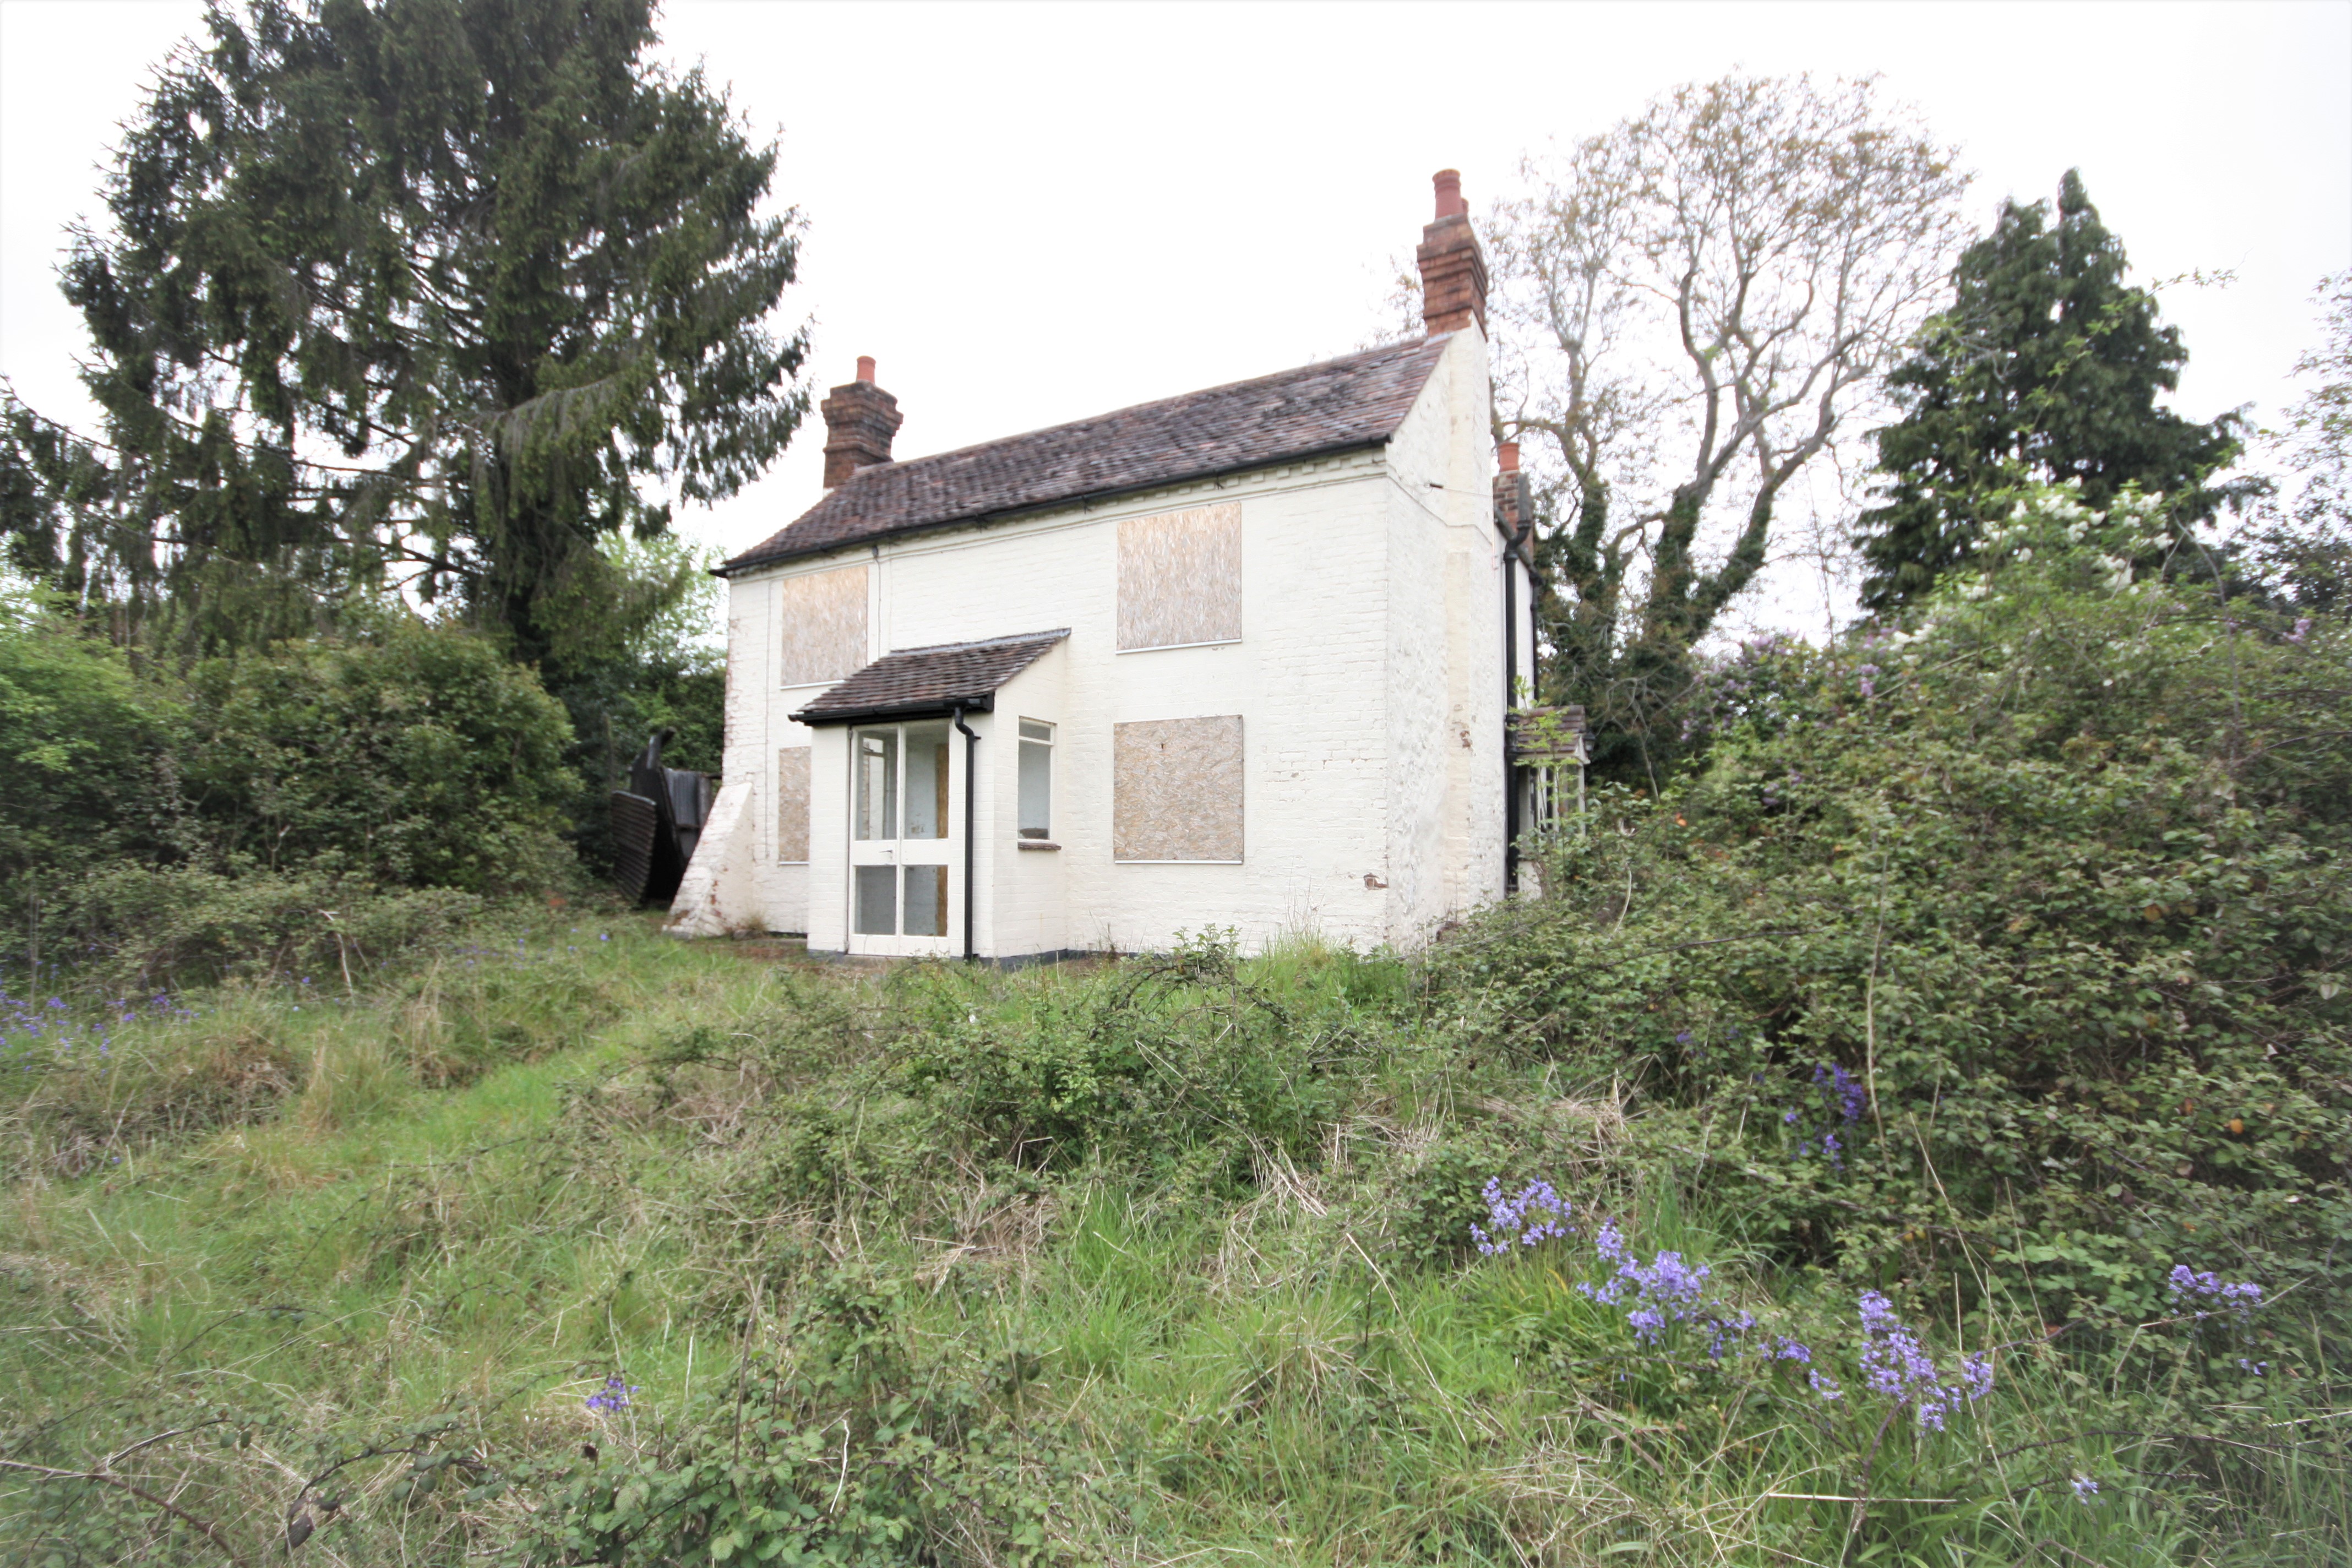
[3,0,2347,636]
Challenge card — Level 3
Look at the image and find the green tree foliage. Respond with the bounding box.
[1856,172,2242,612]
[1466,484,2349,1334]
[178,613,574,889]
[540,532,727,869]
[0,594,183,895]
[0,0,807,670]
[1486,75,1970,783]
[2233,271,2352,614]
[0,606,574,987]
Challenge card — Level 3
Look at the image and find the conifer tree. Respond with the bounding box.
[0,0,807,670]
[1856,171,2239,612]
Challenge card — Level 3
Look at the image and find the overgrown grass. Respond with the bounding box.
[2,912,2340,1566]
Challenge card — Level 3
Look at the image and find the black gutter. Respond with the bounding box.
[951,705,979,962]
[790,696,996,728]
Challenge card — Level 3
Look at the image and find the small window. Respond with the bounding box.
[1017,720,1053,839]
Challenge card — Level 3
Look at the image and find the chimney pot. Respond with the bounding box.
[1433,168,1466,219]
[820,363,903,489]
[1417,168,1488,337]
[1498,441,1520,473]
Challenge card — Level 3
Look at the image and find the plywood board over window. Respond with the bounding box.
[775,748,812,863]
[1114,716,1243,861]
[776,565,869,687]
[1118,503,1241,651]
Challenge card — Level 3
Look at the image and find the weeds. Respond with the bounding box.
[2,904,2344,1565]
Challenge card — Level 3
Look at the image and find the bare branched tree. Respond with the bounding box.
[1488,74,1969,778]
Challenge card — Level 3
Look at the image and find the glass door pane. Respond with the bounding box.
[902,864,946,935]
[854,864,897,934]
[854,728,897,841]
[902,721,950,839]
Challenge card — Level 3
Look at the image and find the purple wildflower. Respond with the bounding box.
[1471,1178,1575,1254]
[1855,1290,1991,1431]
[1814,1063,1865,1124]
[2289,617,2312,644]
[2071,1475,2099,1502]
[584,1374,638,1415]
[2166,1264,2262,1318]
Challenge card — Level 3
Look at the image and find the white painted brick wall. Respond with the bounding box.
[718,330,1504,954]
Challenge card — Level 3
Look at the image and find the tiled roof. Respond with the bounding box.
[723,335,1452,574]
[790,631,1069,726]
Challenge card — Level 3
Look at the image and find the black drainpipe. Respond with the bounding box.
[951,705,979,961]
[1504,542,1520,894]
[1501,507,1533,895]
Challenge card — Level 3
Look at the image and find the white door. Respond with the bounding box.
[847,720,956,957]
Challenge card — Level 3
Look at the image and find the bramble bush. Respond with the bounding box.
[892,930,1401,1191]
[0,604,575,991]
[1445,484,2352,1355]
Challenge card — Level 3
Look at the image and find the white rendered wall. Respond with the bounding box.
[982,650,1069,959]
[718,330,1504,955]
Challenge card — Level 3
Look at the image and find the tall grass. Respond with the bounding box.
[1,919,2342,1566]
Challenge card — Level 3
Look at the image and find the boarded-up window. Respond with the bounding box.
[1118,503,1240,651]
[1114,716,1243,862]
[777,565,868,687]
[775,748,810,862]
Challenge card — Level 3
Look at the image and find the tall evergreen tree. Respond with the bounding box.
[0,0,807,669]
[1855,170,2239,612]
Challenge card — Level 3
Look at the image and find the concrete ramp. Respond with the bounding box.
[665,781,758,938]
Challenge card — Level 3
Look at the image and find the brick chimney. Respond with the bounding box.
[1417,169,1488,337]
[1493,440,1531,544]
[820,357,903,489]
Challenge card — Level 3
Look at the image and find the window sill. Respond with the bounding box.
[1115,638,1242,655]
[1017,840,1061,852]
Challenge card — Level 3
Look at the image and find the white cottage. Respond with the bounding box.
[668,171,1538,960]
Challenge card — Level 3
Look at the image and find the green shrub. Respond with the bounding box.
[894,932,1392,1191]
[180,614,573,891]
[1453,486,2352,1348]
[51,864,482,990]
[0,594,182,892]
[518,1262,1096,1566]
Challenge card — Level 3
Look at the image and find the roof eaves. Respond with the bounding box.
[790,692,998,726]
[716,434,1395,578]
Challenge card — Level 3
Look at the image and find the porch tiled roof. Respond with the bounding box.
[790,630,1069,726]
[723,335,1452,574]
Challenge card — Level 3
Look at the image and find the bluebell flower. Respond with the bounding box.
[1855,1290,1990,1430]
[1471,1178,1575,1253]
[585,1374,639,1414]
[2166,1264,2262,1316]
